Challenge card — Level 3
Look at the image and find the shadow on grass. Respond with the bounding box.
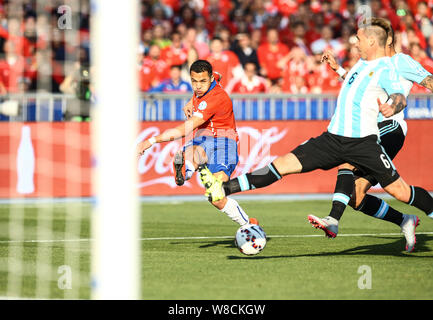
[226,234,433,260]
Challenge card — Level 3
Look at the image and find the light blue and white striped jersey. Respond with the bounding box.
[328,57,405,138]
[376,53,432,135]
[392,53,432,84]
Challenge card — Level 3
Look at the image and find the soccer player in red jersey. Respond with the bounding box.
[137,60,257,226]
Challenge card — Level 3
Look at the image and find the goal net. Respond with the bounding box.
[0,0,140,299]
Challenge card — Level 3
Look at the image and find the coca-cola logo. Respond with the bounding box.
[136,126,288,189]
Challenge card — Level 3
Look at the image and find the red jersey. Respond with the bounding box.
[160,45,188,67]
[139,57,169,91]
[192,81,238,142]
[226,75,267,94]
[257,42,290,80]
[206,50,240,88]
[0,56,27,93]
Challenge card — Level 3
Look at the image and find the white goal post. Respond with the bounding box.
[90,0,140,299]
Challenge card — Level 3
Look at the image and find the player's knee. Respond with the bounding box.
[192,146,208,165]
[272,153,302,176]
[384,179,411,203]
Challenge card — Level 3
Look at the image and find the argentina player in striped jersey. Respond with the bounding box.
[199,19,433,251]
[309,18,432,252]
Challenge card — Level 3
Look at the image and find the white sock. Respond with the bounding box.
[184,160,195,180]
[221,197,249,226]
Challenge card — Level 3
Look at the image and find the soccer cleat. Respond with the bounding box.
[198,165,225,201]
[249,217,259,226]
[307,215,339,238]
[401,214,420,253]
[173,151,185,186]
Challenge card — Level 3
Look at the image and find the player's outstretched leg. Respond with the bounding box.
[354,194,420,252]
[173,145,206,186]
[307,215,338,238]
[198,164,259,226]
[308,165,354,238]
[199,162,283,202]
[384,179,433,219]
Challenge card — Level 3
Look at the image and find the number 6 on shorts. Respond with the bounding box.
[380,153,391,169]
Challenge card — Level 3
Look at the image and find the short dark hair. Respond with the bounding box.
[189,60,213,76]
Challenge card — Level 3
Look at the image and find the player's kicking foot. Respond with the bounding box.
[401,214,420,252]
[173,151,185,186]
[198,165,225,201]
[307,215,338,238]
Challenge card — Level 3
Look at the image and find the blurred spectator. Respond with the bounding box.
[161,32,188,67]
[0,40,27,93]
[226,62,267,94]
[324,0,345,38]
[415,1,433,40]
[257,28,289,83]
[250,28,263,50]
[231,33,260,71]
[176,5,196,28]
[282,74,308,94]
[288,21,310,55]
[206,37,242,88]
[139,29,153,57]
[180,47,199,82]
[139,44,169,92]
[310,25,344,58]
[250,0,271,29]
[400,11,427,49]
[149,64,192,93]
[23,15,37,56]
[182,27,209,59]
[306,50,341,94]
[0,17,32,57]
[194,15,210,44]
[280,46,308,93]
[216,27,232,51]
[2,0,433,97]
[426,34,433,59]
[151,24,171,49]
[59,57,92,121]
[409,42,433,73]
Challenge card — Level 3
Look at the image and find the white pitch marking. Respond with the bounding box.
[1,232,433,244]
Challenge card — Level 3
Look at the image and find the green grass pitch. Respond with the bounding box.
[1,199,433,299]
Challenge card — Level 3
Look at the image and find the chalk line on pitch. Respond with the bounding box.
[1,231,433,244]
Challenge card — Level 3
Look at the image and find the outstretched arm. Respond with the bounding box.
[321,49,347,79]
[377,93,407,118]
[419,75,433,92]
[136,116,205,156]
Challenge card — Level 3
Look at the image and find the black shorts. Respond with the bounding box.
[291,131,400,188]
[355,120,405,186]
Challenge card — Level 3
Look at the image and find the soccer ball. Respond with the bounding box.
[234,223,267,255]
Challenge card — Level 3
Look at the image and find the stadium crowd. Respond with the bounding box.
[1,0,433,95]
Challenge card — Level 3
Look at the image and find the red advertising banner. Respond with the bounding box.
[1,120,432,198]
[0,122,92,198]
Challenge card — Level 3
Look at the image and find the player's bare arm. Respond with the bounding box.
[136,116,205,156]
[183,98,193,119]
[321,49,347,79]
[377,93,407,118]
[419,75,433,92]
